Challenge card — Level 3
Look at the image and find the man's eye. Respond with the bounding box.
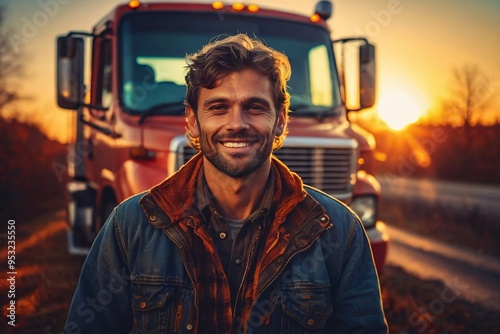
[209,105,227,111]
[248,105,265,112]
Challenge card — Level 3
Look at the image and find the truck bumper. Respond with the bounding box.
[366,221,389,274]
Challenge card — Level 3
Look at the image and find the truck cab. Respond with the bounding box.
[56,0,388,272]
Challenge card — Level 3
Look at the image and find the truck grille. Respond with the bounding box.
[172,136,358,200]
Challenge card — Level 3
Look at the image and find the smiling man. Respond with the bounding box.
[65,34,387,333]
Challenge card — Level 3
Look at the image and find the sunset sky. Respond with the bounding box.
[3,0,500,140]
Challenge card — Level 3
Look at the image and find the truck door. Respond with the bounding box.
[87,36,115,190]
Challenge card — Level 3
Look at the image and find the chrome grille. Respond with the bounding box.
[172,136,358,200]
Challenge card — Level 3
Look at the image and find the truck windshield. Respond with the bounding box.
[119,11,341,117]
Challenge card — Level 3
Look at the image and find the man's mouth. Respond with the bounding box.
[221,141,251,148]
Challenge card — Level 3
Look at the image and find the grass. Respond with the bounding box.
[381,265,500,333]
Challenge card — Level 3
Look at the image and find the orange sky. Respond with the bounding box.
[4,0,500,141]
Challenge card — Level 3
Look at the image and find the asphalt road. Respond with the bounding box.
[378,175,500,223]
[386,225,500,312]
[378,176,500,312]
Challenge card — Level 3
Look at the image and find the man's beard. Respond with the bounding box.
[199,131,274,178]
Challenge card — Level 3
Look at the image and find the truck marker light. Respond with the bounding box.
[232,3,245,11]
[128,0,141,9]
[247,4,259,13]
[350,173,357,185]
[310,13,321,23]
[212,2,224,10]
[130,147,156,160]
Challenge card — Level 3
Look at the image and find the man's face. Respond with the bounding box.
[186,69,285,178]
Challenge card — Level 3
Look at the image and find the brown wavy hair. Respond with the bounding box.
[184,34,291,151]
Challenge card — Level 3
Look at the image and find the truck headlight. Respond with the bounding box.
[350,196,377,228]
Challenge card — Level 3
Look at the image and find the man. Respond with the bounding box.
[65,34,388,333]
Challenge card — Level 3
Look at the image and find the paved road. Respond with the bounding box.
[386,224,500,312]
[377,176,500,311]
[377,176,500,222]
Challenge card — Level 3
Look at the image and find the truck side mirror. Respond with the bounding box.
[359,43,376,109]
[334,38,377,111]
[57,36,84,110]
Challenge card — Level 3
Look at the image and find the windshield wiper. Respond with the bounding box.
[138,101,185,125]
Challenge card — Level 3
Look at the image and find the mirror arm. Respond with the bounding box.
[333,37,369,45]
[80,114,119,138]
[67,31,95,38]
[67,102,109,112]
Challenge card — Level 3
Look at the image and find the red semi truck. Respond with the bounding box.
[56,0,388,272]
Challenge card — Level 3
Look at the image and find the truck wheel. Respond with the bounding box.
[73,206,94,246]
[69,185,97,248]
[96,197,117,234]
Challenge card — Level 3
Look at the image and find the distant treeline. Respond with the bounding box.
[0,118,67,221]
[372,124,500,185]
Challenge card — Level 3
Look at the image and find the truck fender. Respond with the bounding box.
[354,170,381,197]
[115,160,169,201]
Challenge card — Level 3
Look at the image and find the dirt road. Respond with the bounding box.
[0,210,85,333]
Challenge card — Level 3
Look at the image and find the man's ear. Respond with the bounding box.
[186,105,200,137]
[275,107,287,136]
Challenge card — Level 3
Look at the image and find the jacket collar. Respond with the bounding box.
[141,152,308,228]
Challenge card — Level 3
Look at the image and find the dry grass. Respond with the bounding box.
[381,265,500,333]
[0,210,85,333]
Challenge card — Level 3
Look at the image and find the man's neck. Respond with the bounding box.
[202,158,271,220]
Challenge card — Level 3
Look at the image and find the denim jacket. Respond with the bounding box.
[65,157,388,334]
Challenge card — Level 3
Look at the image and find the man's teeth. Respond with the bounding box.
[223,142,250,148]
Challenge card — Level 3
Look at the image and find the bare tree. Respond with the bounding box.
[0,6,24,116]
[441,64,494,127]
[440,64,497,175]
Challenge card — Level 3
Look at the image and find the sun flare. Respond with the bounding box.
[377,90,425,131]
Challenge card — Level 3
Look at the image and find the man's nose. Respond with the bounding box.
[225,107,250,131]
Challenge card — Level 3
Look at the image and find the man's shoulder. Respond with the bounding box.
[305,185,350,210]
[111,191,150,223]
[304,185,358,222]
[116,191,148,210]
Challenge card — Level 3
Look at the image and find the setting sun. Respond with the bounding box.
[377,90,425,131]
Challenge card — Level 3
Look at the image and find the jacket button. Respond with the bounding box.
[149,215,157,222]
[234,258,242,265]
[307,318,315,326]
[219,232,227,240]
[320,216,327,222]
[186,324,193,331]
[140,301,147,309]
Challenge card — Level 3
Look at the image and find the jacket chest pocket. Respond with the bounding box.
[257,286,333,334]
[131,282,191,333]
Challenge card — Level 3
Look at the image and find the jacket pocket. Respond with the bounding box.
[279,285,333,333]
[131,282,185,333]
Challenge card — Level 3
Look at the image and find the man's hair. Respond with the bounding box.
[184,33,291,150]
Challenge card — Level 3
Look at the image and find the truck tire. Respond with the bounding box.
[96,195,117,234]
[73,206,94,247]
[70,187,97,248]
